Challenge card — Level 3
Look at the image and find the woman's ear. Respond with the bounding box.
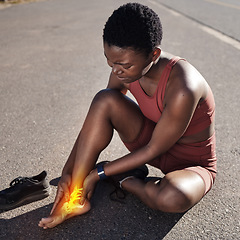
[152,47,161,63]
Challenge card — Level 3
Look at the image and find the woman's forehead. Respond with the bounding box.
[104,43,145,63]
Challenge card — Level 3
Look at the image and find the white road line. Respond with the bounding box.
[148,0,240,51]
[204,0,240,11]
[200,26,240,50]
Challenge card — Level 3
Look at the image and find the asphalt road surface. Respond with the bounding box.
[0,0,239,239]
[156,0,240,41]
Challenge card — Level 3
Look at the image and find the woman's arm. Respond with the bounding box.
[107,72,129,94]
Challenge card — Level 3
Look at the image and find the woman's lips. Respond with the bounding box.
[117,76,128,81]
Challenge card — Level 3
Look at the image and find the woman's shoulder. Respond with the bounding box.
[165,54,209,102]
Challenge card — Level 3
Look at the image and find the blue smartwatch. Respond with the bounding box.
[97,165,108,180]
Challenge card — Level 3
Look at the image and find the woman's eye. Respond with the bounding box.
[124,65,132,69]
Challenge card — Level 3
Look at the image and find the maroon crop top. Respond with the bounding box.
[129,56,215,136]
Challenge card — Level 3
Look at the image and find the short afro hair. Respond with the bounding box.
[103,3,163,56]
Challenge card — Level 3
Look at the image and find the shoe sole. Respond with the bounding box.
[0,187,50,211]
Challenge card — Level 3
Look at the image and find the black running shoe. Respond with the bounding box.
[109,164,149,201]
[95,161,149,185]
[95,161,148,203]
[0,171,50,211]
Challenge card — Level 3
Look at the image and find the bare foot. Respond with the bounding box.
[38,200,91,229]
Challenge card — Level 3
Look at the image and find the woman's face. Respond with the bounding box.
[104,43,153,83]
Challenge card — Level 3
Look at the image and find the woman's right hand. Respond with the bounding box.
[50,173,72,215]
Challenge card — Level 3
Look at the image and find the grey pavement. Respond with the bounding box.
[0,0,239,239]
[156,0,240,41]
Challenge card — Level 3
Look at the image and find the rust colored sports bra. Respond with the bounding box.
[129,57,215,136]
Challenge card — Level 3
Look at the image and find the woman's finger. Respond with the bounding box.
[50,186,64,215]
[87,190,93,201]
[80,186,88,205]
[61,182,70,201]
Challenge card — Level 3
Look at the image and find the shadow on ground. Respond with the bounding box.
[0,179,183,240]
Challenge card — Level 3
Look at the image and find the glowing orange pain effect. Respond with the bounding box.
[61,186,84,218]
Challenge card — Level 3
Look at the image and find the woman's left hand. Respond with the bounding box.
[80,169,99,205]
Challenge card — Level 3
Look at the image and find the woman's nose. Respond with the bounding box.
[112,65,123,75]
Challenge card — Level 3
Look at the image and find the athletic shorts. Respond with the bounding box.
[123,118,217,194]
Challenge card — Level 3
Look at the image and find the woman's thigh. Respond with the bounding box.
[123,117,156,152]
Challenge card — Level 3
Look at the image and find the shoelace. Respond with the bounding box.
[109,186,127,204]
[9,177,28,187]
[0,177,29,200]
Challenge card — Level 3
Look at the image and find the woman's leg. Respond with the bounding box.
[121,169,206,213]
[70,89,145,188]
[39,89,145,228]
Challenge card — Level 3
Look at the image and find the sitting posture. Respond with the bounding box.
[39,3,217,229]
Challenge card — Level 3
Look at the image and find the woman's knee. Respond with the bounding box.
[93,89,142,119]
[144,181,187,212]
[156,181,192,213]
[90,89,122,114]
[147,172,205,213]
[91,89,144,142]
[93,89,123,105]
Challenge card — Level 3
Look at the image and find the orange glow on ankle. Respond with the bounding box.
[61,186,83,218]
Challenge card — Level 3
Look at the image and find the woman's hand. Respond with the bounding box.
[80,169,99,205]
[50,173,72,215]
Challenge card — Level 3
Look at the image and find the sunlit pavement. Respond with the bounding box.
[0,0,239,239]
